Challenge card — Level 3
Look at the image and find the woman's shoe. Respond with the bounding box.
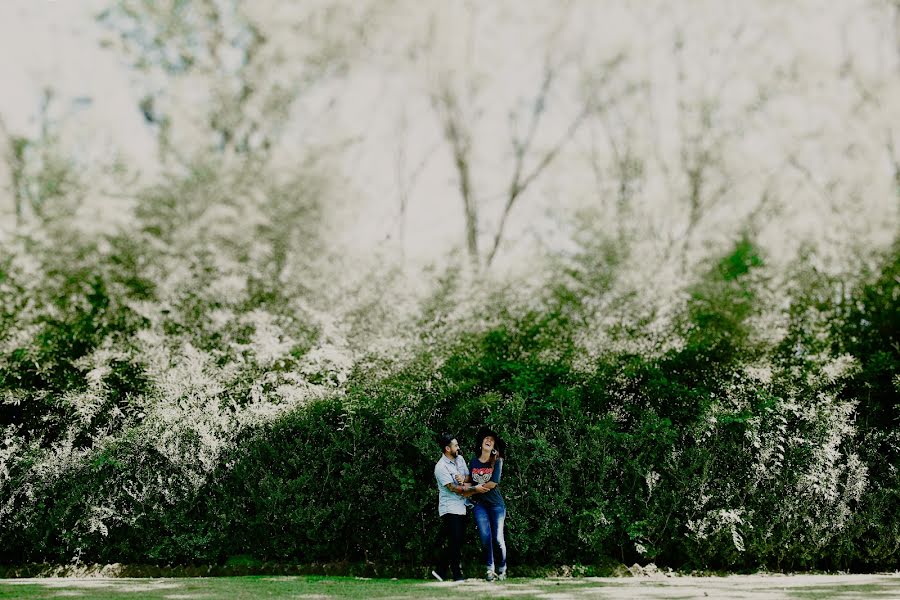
[485,569,498,582]
[497,568,507,581]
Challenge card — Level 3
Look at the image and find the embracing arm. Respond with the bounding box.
[445,482,488,497]
[462,460,503,493]
[481,459,502,491]
[461,474,491,493]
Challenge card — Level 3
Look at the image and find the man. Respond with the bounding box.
[432,432,488,582]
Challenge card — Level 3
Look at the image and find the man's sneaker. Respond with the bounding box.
[497,569,507,581]
[430,570,444,582]
[485,569,498,582]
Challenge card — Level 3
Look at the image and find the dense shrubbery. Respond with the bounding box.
[1,181,897,571]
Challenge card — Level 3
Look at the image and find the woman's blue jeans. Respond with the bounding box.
[473,502,507,572]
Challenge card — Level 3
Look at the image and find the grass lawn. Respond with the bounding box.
[0,574,898,599]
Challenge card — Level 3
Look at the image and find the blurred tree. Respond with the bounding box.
[98,0,384,165]
[0,90,86,227]
[423,3,630,270]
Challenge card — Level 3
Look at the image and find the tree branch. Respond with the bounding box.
[433,84,480,268]
[486,52,626,266]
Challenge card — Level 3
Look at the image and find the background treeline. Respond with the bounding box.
[0,162,896,571]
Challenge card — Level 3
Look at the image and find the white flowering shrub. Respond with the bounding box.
[677,361,868,568]
[0,160,389,562]
[0,156,896,568]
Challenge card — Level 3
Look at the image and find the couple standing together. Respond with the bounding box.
[433,428,507,582]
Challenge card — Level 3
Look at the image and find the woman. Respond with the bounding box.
[468,427,507,581]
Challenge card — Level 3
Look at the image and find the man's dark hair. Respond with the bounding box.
[437,432,455,451]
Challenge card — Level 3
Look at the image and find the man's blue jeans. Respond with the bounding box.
[473,502,507,573]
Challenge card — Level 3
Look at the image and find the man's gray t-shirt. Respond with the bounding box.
[434,454,470,516]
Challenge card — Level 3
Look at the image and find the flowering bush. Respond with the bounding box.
[1,183,897,570]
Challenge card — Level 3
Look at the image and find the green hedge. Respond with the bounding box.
[1,239,897,571]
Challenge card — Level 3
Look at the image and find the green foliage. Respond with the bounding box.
[835,242,899,430]
[0,232,150,448]
[1,230,898,572]
[678,237,765,372]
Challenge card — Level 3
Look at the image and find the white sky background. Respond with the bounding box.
[0,1,898,285]
[272,0,900,280]
[0,0,157,232]
[0,0,156,167]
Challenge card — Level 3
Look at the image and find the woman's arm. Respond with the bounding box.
[467,461,502,493]
[481,459,502,491]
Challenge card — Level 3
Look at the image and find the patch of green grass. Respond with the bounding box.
[787,582,900,599]
[0,576,599,600]
[1,575,898,600]
[4,576,402,600]
[1,576,485,600]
